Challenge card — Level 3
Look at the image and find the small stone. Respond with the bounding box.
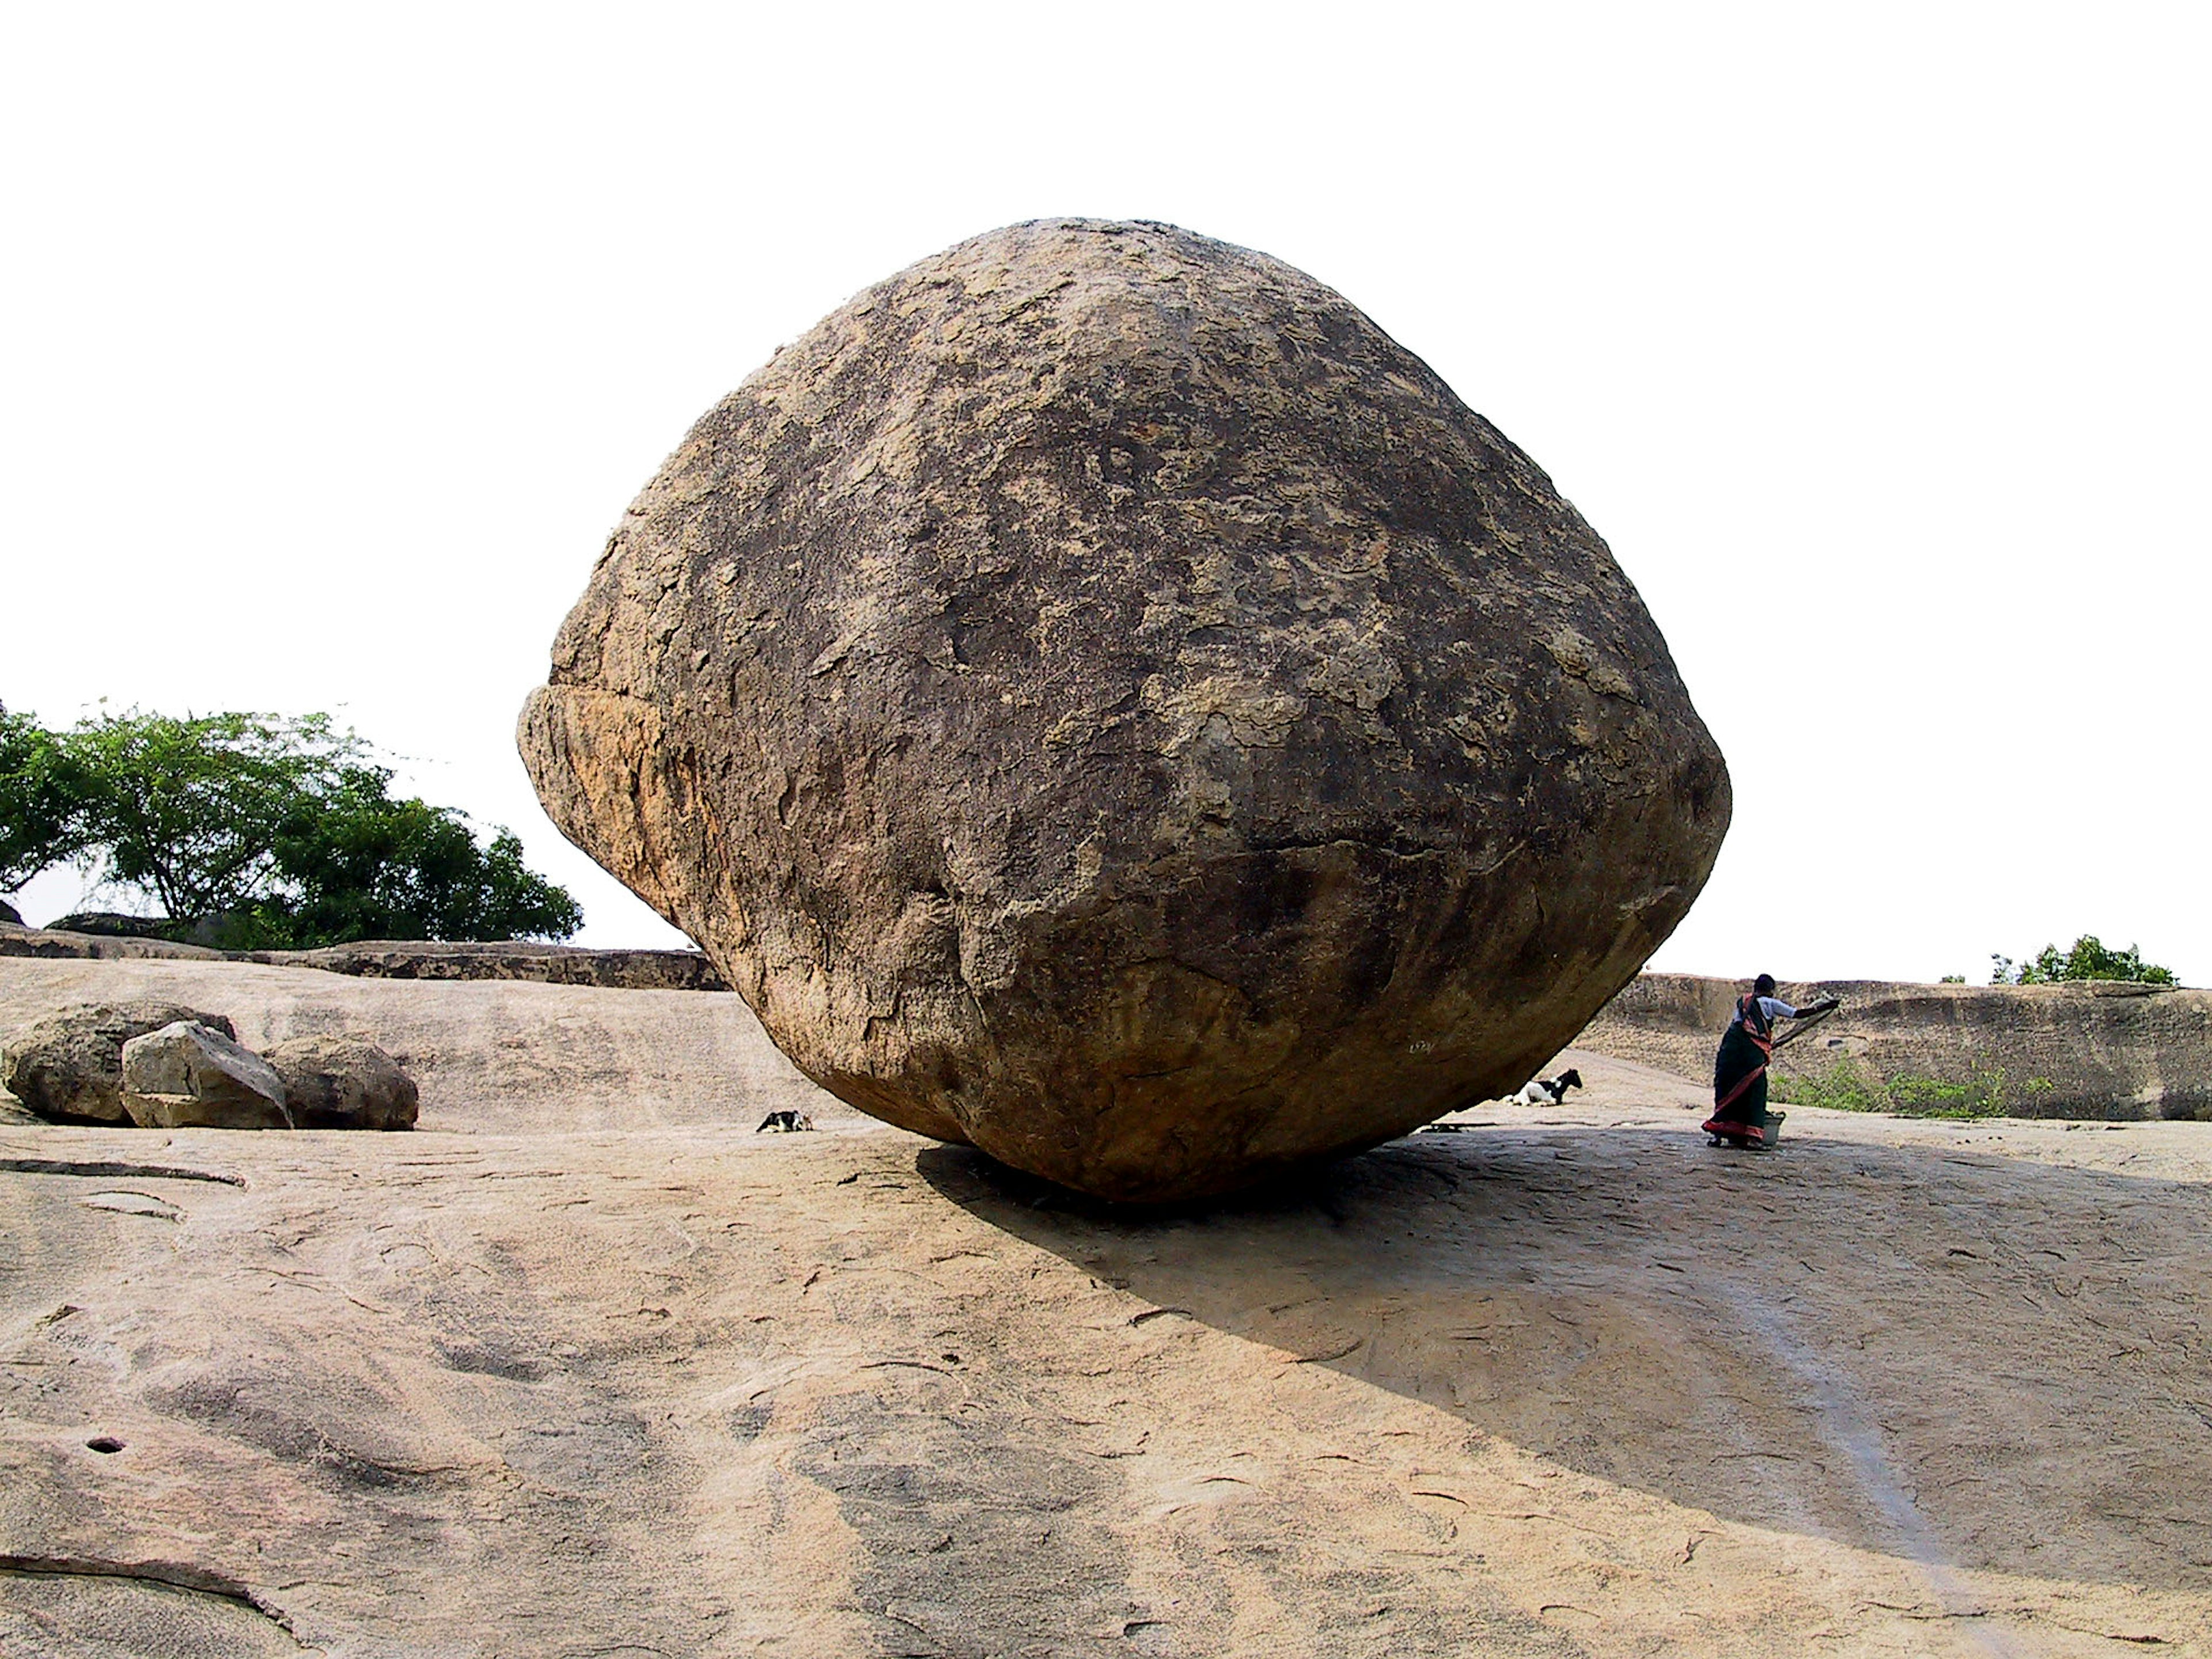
[3,1002,241,1123]
[262,1035,419,1131]
[121,1022,293,1130]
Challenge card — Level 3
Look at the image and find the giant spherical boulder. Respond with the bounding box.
[521,219,1730,1202]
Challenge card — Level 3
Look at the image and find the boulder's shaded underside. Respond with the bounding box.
[522,218,1729,1199]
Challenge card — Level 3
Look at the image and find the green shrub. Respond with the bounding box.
[1991,936,2176,986]
[1774,1056,2014,1119]
[1773,1056,1891,1113]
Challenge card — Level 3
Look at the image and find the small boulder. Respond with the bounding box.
[121,1022,293,1130]
[262,1035,419,1131]
[3,1002,242,1123]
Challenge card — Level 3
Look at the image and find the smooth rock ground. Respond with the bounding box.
[120,1021,293,1130]
[2,1002,240,1124]
[522,217,1729,1202]
[3,956,2207,1656]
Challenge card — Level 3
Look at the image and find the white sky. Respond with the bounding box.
[3,3,2206,986]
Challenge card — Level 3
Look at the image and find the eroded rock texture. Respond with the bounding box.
[2,1001,240,1123]
[120,1021,291,1130]
[521,218,1729,1200]
[263,1034,419,1130]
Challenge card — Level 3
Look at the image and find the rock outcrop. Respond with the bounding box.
[521,218,1730,1200]
[262,1034,419,1130]
[0,926,726,990]
[278,939,726,991]
[120,1020,293,1130]
[1581,972,2212,1120]
[2,1001,241,1123]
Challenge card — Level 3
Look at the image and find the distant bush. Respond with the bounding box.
[1990,935,2175,986]
[1775,1056,2056,1119]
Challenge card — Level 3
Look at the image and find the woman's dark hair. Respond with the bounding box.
[1754,973,1778,997]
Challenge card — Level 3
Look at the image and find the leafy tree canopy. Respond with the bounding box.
[0,704,581,949]
[0,703,92,891]
[1990,935,2176,986]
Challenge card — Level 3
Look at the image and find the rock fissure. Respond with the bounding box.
[0,1555,303,1642]
[0,1158,246,1187]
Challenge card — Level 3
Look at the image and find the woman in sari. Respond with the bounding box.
[1704,974,1838,1149]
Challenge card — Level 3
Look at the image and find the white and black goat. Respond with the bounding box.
[1509,1068,1584,1107]
[756,1109,815,1133]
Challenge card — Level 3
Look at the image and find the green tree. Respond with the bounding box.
[262,770,582,947]
[0,703,92,891]
[1990,935,2176,986]
[0,705,582,947]
[61,709,368,923]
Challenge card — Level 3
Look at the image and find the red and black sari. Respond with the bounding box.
[1710,993,1775,1130]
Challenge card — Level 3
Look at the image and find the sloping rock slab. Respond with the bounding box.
[277,941,726,991]
[0,928,725,991]
[0,927,229,964]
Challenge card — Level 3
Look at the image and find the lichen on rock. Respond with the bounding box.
[521,218,1730,1200]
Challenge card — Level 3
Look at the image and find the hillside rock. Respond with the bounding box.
[279,939,728,991]
[521,218,1730,1201]
[263,1034,419,1130]
[50,910,188,941]
[120,1020,293,1130]
[1583,972,2212,1120]
[2,1001,241,1123]
[0,926,726,990]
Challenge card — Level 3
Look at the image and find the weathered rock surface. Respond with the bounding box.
[0,924,229,963]
[520,218,1730,1201]
[1583,972,2212,1120]
[262,1034,419,1130]
[50,910,193,941]
[120,1021,293,1130]
[2,1001,241,1123]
